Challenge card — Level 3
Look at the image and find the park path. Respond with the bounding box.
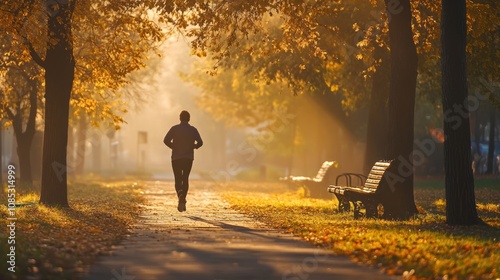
[84,181,399,280]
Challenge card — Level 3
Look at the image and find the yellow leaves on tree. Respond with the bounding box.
[0,1,166,130]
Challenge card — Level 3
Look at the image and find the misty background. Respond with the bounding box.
[2,37,450,184]
[115,37,367,181]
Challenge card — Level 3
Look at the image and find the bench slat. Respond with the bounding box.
[374,161,392,167]
[313,161,335,181]
[327,186,345,195]
[368,174,383,180]
[371,165,389,171]
[345,187,376,194]
[364,182,379,189]
[365,178,380,185]
[369,170,386,175]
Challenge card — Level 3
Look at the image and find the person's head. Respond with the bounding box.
[180,110,190,122]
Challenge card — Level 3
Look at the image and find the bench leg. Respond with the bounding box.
[353,202,363,219]
[365,203,378,218]
[336,196,350,213]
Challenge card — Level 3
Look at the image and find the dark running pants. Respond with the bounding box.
[172,158,193,203]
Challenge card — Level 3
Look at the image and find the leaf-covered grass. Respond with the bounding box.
[0,181,144,280]
[222,180,500,280]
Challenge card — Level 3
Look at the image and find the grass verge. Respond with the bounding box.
[0,181,144,280]
[222,183,500,280]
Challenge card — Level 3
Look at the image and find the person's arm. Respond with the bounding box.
[163,128,174,149]
[194,128,203,149]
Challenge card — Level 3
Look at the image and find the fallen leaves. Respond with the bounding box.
[0,181,144,280]
[223,182,500,280]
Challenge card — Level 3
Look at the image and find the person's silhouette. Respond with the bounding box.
[163,111,203,212]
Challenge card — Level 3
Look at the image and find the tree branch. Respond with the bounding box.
[25,79,38,138]
[27,40,46,69]
[5,106,16,122]
[0,7,15,14]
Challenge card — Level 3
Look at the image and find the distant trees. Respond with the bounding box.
[0,34,43,186]
[173,0,497,220]
[0,0,497,220]
[166,1,421,217]
[467,1,500,176]
[0,0,165,205]
[183,58,298,166]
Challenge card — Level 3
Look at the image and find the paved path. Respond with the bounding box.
[85,181,399,280]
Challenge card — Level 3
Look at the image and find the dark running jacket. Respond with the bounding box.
[163,121,203,161]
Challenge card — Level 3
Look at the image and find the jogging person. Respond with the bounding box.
[163,110,203,212]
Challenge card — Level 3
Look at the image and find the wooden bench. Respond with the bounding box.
[327,160,394,218]
[281,161,337,198]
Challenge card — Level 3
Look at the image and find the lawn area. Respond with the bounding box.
[0,181,144,280]
[222,178,500,280]
[0,178,497,279]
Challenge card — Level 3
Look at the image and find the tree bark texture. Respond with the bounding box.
[441,0,480,225]
[383,0,419,219]
[39,2,75,207]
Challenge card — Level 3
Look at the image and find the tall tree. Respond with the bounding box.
[38,1,75,206]
[441,0,480,225]
[381,0,419,219]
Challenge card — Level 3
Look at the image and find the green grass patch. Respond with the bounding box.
[415,177,500,190]
[0,181,144,280]
[222,183,500,280]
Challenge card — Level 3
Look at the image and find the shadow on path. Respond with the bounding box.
[84,181,399,280]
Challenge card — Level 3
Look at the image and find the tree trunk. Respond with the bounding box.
[39,2,75,207]
[92,132,102,173]
[472,111,482,174]
[75,112,87,176]
[441,0,480,225]
[0,125,3,185]
[16,137,34,186]
[486,108,496,174]
[11,123,34,186]
[11,80,38,186]
[67,122,75,176]
[383,0,419,219]
[364,45,390,174]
